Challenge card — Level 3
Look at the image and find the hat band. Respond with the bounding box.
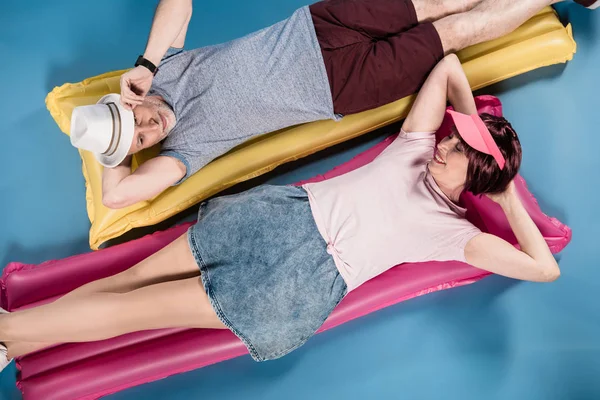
[446,110,506,170]
[102,102,122,157]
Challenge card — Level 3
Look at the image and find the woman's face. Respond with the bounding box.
[428,133,470,191]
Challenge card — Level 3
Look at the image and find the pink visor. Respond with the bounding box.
[447,110,505,170]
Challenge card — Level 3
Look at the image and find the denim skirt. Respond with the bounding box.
[187,185,347,361]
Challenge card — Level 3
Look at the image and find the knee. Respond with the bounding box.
[433,13,479,54]
[461,0,482,12]
[119,264,151,290]
[0,314,17,341]
[97,263,153,295]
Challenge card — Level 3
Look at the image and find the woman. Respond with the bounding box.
[0,54,559,369]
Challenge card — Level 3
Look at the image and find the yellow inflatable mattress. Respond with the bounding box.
[46,7,576,249]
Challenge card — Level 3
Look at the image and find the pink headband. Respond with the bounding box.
[447,110,506,170]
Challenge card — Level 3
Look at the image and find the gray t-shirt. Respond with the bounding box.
[149,6,337,183]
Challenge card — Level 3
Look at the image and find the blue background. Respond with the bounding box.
[1,1,598,399]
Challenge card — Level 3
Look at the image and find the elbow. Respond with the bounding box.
[442,53,461,71]
[437,54,462,81]
[102,191,129,209]
[540,264,561,283]
[443,53,460,64]
[544,269,561,283]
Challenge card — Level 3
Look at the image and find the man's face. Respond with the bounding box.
[128,96,176,154]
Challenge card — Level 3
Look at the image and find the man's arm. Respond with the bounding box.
[120,0,193,109]
[402,54,476,133]
[143,0,193,66]
[102,156,186,209]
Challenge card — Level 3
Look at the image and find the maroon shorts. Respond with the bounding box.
[310,0,444,115]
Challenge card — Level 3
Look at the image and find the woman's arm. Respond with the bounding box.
[120,0,193,110]
[464,181,561,282]
[402,54,476,133]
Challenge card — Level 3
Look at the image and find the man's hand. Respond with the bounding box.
[120,66,154,110]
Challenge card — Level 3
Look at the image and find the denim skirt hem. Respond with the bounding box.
[186,185,347,362]
[188,230,264,361]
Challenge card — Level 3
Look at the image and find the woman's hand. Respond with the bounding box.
[486,180,517,207]
[120,66,154,110]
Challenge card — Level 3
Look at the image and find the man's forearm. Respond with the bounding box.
[143,0,193,66]
[102,156,132,199]
[100,156,185,209]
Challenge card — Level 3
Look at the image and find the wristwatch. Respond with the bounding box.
[135,56,159,75]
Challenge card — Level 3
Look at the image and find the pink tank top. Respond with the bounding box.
[303,130,481,292]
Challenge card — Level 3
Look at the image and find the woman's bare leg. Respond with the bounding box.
[59,234,201,297]
[0,277,224,355]
[1,233,209,358]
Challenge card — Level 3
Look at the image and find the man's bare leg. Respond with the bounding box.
[433,0,562,54]
[412,0,483,23]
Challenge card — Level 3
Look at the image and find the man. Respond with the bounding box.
[69,0,595,209]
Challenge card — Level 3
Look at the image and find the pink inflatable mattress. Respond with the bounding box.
[0,96,571,399]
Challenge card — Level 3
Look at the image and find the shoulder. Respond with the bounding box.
[429,210,482,250]
[391,129,435,149]
[398,129,436,141]
[434,218,483,263]
[158,47,186,67]
[381,129,435,160]
[161,125,186,149]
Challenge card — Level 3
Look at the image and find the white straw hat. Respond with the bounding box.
[70,94,135,168]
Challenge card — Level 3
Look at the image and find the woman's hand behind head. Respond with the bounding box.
[485,180,517,206]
